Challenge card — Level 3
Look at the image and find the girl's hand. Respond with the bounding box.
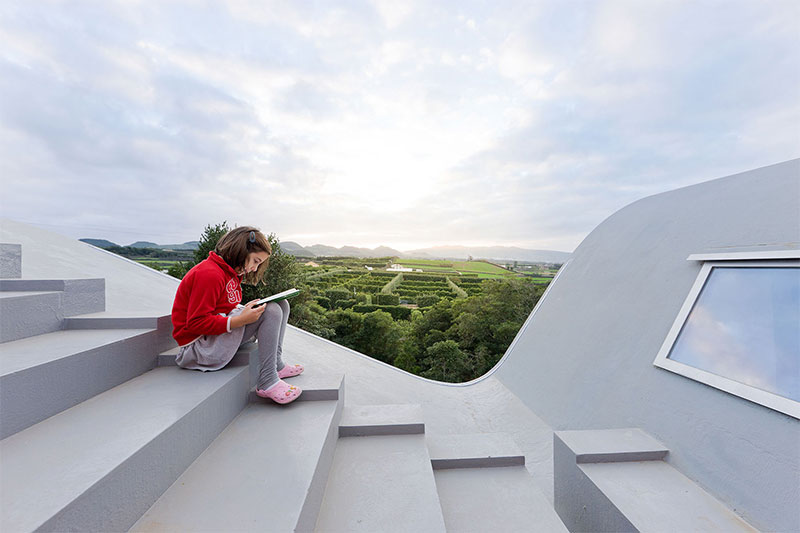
[231,300,265,329]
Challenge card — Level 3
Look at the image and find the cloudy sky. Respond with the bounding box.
[1,1,798,252]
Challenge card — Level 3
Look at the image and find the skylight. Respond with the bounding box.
[654,253,800,418]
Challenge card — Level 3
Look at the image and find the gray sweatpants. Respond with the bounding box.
[175,299,290,390]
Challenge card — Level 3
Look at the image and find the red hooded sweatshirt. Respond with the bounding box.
[171,251,243,346]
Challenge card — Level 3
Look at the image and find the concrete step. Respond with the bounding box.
[314,433,447,532]
[0,363,251,533]
[130,374,345,533]
[0,328,159,439]
[426,432,526,470]
[433,466,568,532]
[0,243,22,278]
[0,278,105,342]
[0,290,63,342]
[578,461,758,532]
[554,428,757,531]
[338,403,425,437]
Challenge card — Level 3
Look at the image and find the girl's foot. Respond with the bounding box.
[278,363,304,379]
[256,380,302,404]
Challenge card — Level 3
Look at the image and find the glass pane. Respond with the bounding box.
[668,267,800,402]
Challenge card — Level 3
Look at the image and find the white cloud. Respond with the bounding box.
[0,0,798,251]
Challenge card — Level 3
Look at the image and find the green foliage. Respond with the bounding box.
[381,273,404,293]
[374,293,400,305]
[353,310,403,364]
[352,304,412,320]
[393,350,420,374]
[421,340,470,382]
[325,288,352,308]
[288,301,334,339]
[167,261,192,279]
[416,294,440,307]
[194,222,230,264]
[446,277,468,298]
[338,299,357,310]
[325,309,364,352]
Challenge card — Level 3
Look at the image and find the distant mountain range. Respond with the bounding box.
[80,239,200,251]
[281,242,569,263]
[80,238,570,264]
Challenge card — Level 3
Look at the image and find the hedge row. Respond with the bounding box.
[351,304,413,320]
[400,273,450,282]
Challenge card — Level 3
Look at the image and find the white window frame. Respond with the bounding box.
[653,251,800,419]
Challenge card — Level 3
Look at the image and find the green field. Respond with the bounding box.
[452,261,510,275]
[136,259,180,266]
[390,259,515,279]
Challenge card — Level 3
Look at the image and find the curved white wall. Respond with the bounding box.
[494,159,800,532]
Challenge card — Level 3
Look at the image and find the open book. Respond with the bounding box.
[253,288,301,307]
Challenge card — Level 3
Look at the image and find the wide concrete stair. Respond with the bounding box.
[0,244,176,439]
[315,404,447,532]
[429,433,568,532]
[554,428,759,532]
[130,371,345,533]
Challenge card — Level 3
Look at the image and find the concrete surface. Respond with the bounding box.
[427,432,525,469]
[130,394,343,533]
[556,428,669,464]
[434,466,568,532]
[339,403,425,436]
[580,461,759,532]
[315,433,447,532]
[0,242,21,277]
[0,364,250,532]
[0,218,179,314]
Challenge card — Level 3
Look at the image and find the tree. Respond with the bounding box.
[354,310,403,364]
[326,309,364,349]
[167,261,191,279]
[289,301,334,339]
[421,340,470,382]
[194,222,230,264]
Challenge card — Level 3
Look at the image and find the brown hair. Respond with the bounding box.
[215,226,272,285]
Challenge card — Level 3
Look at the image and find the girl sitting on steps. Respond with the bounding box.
[171,226,304,404]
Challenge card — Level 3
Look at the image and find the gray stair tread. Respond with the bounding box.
[0,328,154,376]
[131,398,340,532]
[579,461,757,532]
[427,432,523,462]
[556,428,668,463]
[434,466,568,532]
[0,290,62,298]
[160,346,180,356]
[315,434,446,532]
[339,403,423,427]
[0,364,248,533]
